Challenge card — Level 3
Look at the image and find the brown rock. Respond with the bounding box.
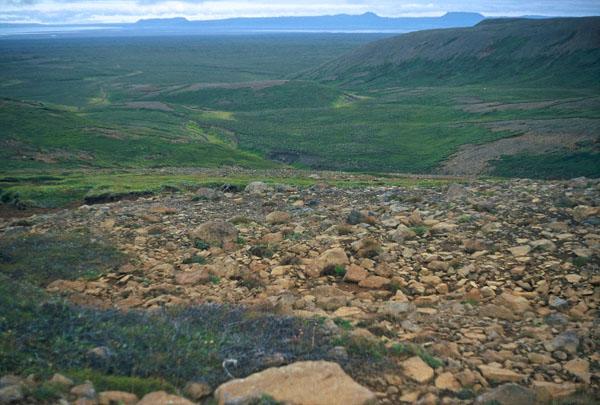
[266,211,291,225]
[509,246,531,257]
[49,373,73,387]
[464,239,486,253]
[401,356,434,383]
[71,382,96,398]
[352,238,381,258]
[190,220,238,246]
[531,381,579,402]
[214,361,376,405]
[175,269,210,285]
[435,372,461,392]
[137,391,195,405]
[183,381,212,401]
[497,292,531,314]
[427,260,449,271]
[564,358,590,384]
[478,365,524,383]
[98,391,138,405]
[262,232,284,243]
[344,264,368,283]
[318,248,349,271]
[359,276,390,289]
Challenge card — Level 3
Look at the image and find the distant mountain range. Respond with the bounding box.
[303,17,600,87]
[133,12,485,33]
[0,12,488,36]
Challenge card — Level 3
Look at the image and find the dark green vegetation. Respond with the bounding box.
[0,230,405,399]
[490,150,600,180]
[0,231,124,285]
[1,21,599,181]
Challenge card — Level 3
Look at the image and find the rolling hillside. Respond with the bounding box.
[304,17,600,87]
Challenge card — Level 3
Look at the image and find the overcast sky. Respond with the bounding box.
[1,0,599,24]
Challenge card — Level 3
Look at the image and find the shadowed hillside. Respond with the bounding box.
[304,17,600,88]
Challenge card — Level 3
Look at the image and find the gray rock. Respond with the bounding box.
[245,181,270,194]
[447,183,468,201]
[195,187,224,201]
[548,296,569,310]
[475,383,536,405]
[189,220,238,246]
[0,376,21,390]
[544,312,569,325]
[378,301,416,319]
[0,385,23,404]
[347,210,365,225]
[544,330,580,354]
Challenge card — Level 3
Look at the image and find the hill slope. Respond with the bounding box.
[304,17,600,87]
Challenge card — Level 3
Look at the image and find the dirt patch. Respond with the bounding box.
[84,127,126,140]
[175,80,288,94]
[124,101,173,112]
[440,118,600,175]
[267,150,323,166]
[84,191,153,205]
[459,96,600,113]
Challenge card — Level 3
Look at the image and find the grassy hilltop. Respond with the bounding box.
[303,17,600,88]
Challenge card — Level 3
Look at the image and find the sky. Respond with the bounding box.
[1,0,599,24]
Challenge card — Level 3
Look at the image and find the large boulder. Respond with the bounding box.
[214,361,376,405]
[317,248,349,271]
[190,220,238,247]
[137,391,195,405]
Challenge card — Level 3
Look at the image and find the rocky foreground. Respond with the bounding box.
[1,176,598,404]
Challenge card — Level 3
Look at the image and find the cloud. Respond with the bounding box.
[1,0,599,23]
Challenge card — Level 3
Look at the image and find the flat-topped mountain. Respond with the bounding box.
[304,17,600,87]
[133,12,485,33]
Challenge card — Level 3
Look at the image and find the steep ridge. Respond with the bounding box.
[303,17,600,87]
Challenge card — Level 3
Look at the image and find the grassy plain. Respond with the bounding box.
[0,33,598,208]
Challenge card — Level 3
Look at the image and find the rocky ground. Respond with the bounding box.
[1,176,598,404]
